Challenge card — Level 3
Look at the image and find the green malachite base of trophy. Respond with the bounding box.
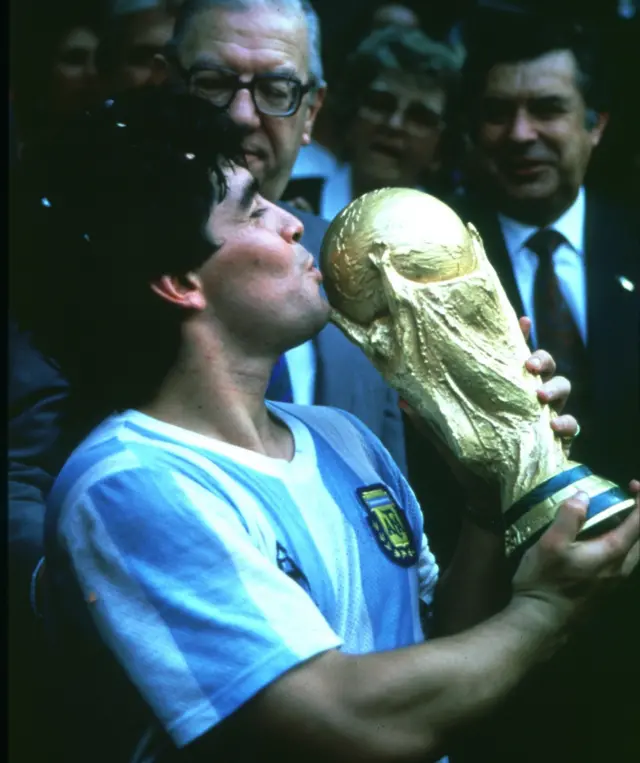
[503,465,635,558]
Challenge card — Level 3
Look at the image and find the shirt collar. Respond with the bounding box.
[292,141,338,179]
[321,163,429,221]
[498,186,586,259]
[321,163,354,221]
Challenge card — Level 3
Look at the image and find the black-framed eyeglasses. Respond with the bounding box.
[178,64,316,117]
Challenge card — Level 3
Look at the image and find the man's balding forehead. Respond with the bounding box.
[174,0,307,39]
[173,1,312,66]
[173,2,310,76]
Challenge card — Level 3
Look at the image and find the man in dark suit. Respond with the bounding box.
[442,16,640,763]
[454,18,638,486]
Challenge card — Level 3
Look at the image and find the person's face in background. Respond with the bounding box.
[372,4,420,30]
[471,50,607,224]
[50,26,100,119]
[347,70,446,193]
[111,9,176,92]
[166,6,325,202]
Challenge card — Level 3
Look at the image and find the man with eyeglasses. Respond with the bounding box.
[8,0,407,656]
[153,0,324,203]
[148,0,408,465]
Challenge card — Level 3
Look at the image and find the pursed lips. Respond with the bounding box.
[303,253,323,281]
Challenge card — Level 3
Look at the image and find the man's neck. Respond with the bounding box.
[139,325,294,461]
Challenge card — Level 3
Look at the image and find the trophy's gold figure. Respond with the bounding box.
[320,188,633,556]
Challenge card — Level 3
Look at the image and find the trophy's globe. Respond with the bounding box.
[320,187,477,325]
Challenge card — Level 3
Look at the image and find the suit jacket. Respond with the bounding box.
[8,206,407,605]
[446,191,640,763]
[453,191,640,486]
[8,320,77,762]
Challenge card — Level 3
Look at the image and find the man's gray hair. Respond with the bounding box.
[170,0,324,85]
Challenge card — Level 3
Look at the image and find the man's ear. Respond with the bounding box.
[301,84,327,146]
[588,110,609,148]
[149,53,170,86]
[151,273,206,310]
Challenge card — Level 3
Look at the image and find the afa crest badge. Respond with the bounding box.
[357,484,417,568]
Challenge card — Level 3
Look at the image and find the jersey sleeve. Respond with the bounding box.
[55,457,342,748]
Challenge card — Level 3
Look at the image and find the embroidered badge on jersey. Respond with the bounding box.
[357,484,417,568]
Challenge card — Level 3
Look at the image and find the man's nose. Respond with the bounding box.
[508,109,537,142]
[226,88,261,129]
[281,208,304,243]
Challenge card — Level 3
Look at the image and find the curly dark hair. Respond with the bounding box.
[11,86,246,410]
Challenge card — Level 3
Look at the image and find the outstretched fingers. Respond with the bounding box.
[526,349,557,383]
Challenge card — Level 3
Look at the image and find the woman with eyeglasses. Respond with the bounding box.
[287,25,466,220]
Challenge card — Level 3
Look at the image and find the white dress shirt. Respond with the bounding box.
[291,141,339,182]
[317,162,429,223]
[498,186,588,349]
[287,150,352,402]
[288,149,427,403]
[285,142,340,404]
[284,341,317,405]
[291,145,354,222]
[318,162,355,222]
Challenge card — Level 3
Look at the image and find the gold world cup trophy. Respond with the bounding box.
[320,188,635,558]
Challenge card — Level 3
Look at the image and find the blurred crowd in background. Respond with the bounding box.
[9,0,640,208]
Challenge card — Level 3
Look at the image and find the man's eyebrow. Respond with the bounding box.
[529,95,571,107]
[189,60,300,78]
[482,94,570,104]
[239,177,261,211]
[268,64,299,77]
[189,58,229,74]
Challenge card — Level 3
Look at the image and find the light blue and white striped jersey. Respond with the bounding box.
[45,402,439,760]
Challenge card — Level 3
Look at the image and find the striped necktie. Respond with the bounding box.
[266,354,294,403]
